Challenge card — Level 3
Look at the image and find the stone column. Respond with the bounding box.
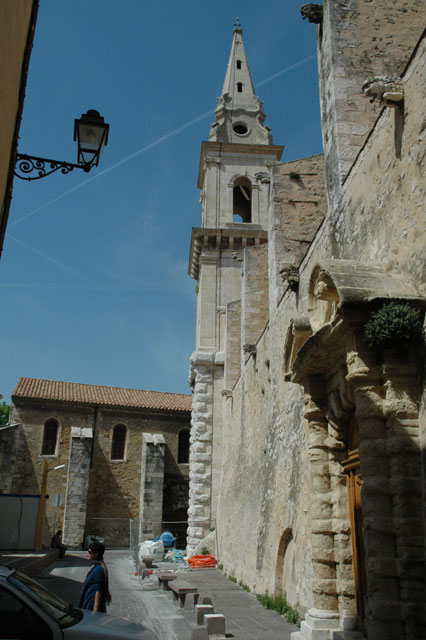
[187,351,214,555]
[381,361,425,639]
[292,387,340,640]
[139,433,165,541]
[346,351,402,640]
[63,427,93,549]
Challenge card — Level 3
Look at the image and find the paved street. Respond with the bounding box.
[37,550,298,639]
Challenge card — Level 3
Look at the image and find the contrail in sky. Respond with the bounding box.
[6,233,150,314]
[7,234,108,288]
[10,53,317,229]
[257,53,316,88]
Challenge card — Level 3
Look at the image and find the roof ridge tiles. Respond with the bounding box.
[12,377,192,413]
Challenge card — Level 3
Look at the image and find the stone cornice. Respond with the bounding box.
[188,226,268,280]
[197,141,284,188]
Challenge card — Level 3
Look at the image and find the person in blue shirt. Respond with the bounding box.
[78,541,111,612]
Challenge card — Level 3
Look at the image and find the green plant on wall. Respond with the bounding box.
[364,301,422,350]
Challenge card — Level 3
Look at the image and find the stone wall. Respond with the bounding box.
[63,427,93,548]
[268,154,326,309]
[139,433,165,541]
[317,0,426,204]
[214,16,426,640]
[241,243,269,361]
[2,401,190,549]
[218,303,314,607]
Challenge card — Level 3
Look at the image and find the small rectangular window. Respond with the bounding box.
[42,420,58,456]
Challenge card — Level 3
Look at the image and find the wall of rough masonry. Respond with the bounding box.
[268,154,326,310]
[241,243,269,361]
[218,298,314,609]
[2,402,190,548]
[317,0,426,203]
[224,301,241,390]
[216,155,326,604]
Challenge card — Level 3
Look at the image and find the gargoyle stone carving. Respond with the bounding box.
[221,389,233,398]
[232,251,243,262]
[280,265,300,291]
[243,344,257,356]
[254,171,270,184]
[362,76,404,108]
[300,4,323,24]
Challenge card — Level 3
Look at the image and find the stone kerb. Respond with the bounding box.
[63,427,93,549]
[187,351,214,554]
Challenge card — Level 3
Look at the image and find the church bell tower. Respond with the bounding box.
[187,24,283,554]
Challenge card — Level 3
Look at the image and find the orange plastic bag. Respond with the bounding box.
[187,554,218,568]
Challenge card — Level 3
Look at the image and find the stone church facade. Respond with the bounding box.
[188,3,426,640]
[0,377,191,549]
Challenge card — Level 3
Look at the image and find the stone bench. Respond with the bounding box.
[170,579,199,608]
[158,571,177,590]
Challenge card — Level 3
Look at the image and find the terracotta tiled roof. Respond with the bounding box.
[12,377,192,413]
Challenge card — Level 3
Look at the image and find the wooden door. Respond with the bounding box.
[343,416,367,629]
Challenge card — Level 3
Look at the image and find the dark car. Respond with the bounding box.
[0,565,158,639]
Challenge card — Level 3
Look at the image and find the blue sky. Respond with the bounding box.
[1,0,323,403]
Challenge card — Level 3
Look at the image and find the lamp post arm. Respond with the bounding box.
[15,153,92,181]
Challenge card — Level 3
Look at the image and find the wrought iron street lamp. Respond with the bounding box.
[15,109,109,181]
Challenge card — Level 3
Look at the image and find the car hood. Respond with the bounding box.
[64,610,158,640]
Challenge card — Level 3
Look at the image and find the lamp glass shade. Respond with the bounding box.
[74,109,109,167]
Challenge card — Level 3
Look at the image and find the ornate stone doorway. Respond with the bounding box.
[288,259,425,640]
[342,415,367,631]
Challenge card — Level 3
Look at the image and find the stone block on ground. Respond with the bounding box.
[204,613,225,636]
[191,625,209,640]
[196,603,214,625]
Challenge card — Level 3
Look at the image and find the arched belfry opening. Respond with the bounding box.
[233,177,252,222]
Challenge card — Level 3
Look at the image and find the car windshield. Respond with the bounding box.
[8,570,81,628]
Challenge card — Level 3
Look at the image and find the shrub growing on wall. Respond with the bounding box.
[364,301,422,350]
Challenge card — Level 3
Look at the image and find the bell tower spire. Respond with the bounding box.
[187,24,283,556]
[209,23,273,145]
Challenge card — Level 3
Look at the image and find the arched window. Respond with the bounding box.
[236,60,242,69]
[111,424,126,460]
[237,82,242,92]
[233,177,252,222]
[42,419,59,456]
[178,429,190,463]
